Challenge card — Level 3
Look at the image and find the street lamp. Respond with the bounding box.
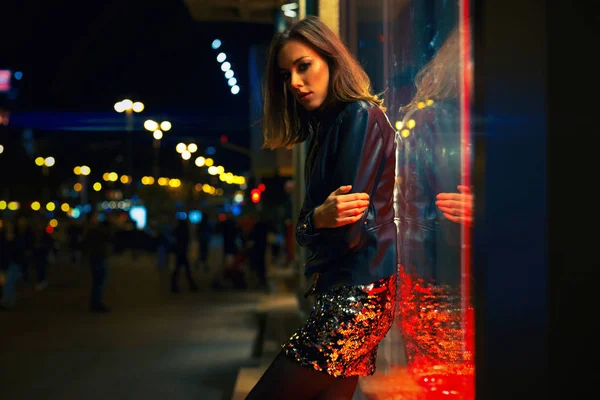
[114,98,144,196]
[74,165,91,204]
[176,142,197,162]
[144,119,171,178]
[35,156,55,201]
[35,156,55,176]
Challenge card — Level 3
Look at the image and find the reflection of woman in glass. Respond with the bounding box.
[246,16,398,399]
[395,25,474,393]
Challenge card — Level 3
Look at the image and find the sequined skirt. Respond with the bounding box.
[282,275,397,377]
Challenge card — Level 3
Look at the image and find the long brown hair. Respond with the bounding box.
[262,16,384,150]
[403,27,460,115]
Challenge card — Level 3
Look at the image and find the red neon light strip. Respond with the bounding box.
[459,0,475,383]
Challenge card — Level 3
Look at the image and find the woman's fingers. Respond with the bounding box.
[337,199,370,211]
[336,213,365,226]
[443,212,473,226]
[436,192,471,201]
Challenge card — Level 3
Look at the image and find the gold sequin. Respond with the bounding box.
[282,275,396,377]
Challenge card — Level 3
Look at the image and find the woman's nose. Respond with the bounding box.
[291,72,303,89]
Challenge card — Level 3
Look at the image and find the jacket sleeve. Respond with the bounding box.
[295,198,321,248]
[296,105,388,251]
[327,106,386,251]
[296,106,386,254]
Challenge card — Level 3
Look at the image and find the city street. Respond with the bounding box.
[0,243,267,400]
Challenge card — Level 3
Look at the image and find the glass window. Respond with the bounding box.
[342,1,475,398]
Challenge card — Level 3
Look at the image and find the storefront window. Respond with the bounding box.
[341,1,475,398]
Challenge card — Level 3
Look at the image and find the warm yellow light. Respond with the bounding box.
[132,102,144,112]
[169,178,181,188]
[114,102,125,113]
[401,129,410,138]
[407,119,416,129]
[181,151,191,160]
[195,156,206,167]
[8,201,19,211]
[121,99,133,110]
[93,182,102,191]
[216,166,224,174]
[146,176,155,185]
[202,184,211,193]
[187,143,198,153]
[153,130,163,140]
[208,166,218,175]
[176,143,187,153]
[61,203,70,212]
[144,120,159,131]
[109,172,118,182]
[46,202,56,211]
[195,183,202,192]
[160,121,172,131]
[417,101,426,109]
[426,99,434,106]
[80,165,91,176]
[0,144,4,154]
[158,177,169,186]
[205,158,214,167]
[219,173,226,182]
[120,175,130,184]
[49,219,58,228]
[44,157,55,167]
[395,121,404,130]
[35,157,45,166]
[74,183,83,192]
[0,201,6,210]
[238,177,246,185]
[31,201,41,211]
[73,166,81,175]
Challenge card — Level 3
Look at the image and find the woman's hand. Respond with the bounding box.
[436,185,474,227]
[312,185,370,229]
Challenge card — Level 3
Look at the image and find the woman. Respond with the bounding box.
[246,16,398,399]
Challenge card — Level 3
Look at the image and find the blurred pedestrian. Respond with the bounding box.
[82,210,112,312]
[171,218,198,293]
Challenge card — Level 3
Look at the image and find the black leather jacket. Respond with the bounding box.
[296,100,397,294]
[395,100,462,287]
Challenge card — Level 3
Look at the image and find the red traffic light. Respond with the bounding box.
[250,188,261,203]
[258,183,266,192]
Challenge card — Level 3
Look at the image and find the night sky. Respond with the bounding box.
[1,0,276,198]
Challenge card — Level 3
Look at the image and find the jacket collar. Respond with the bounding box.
[309,101,347,129]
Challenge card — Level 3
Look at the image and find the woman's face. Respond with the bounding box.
[278,39,330,111]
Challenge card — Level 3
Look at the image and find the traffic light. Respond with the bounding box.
[250,188,261,203]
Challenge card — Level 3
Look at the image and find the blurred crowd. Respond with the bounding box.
[0,209,288,312]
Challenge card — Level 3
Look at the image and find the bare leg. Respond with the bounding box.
[245,351,338,400]
[314,376,359,400]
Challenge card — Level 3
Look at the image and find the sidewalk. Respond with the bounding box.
[0,245,267,400]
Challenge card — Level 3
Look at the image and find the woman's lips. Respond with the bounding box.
[298,92,313,101]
